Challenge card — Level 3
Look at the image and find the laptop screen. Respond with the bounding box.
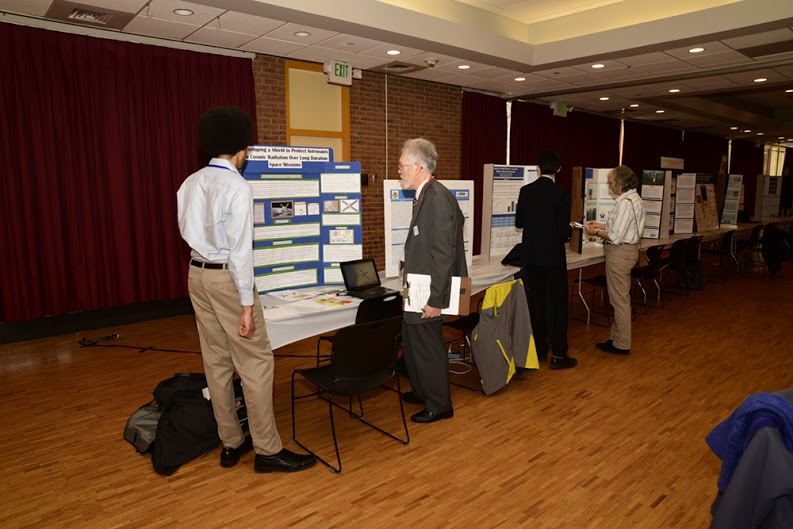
[340,259,381,291]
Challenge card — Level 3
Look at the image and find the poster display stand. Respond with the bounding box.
[720,174,743,227]
[242,145,362,293]
[480,164,539,260]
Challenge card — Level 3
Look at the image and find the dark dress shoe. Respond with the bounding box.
[401,391,424,405]
[411,408,453,423]
[537,352,548,363]
[254,448,317,473]
[220,435,253,468]
[550,355,578,370]
[596,340,630,355]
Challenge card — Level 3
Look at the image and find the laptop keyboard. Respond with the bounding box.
[350,286,395,299]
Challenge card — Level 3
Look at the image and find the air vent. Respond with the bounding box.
[371,61,426,74]
[46,0,135,30]
[68,9,112,25]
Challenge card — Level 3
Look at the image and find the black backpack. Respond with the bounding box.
[150,373,220,476]
[123,401,162,454]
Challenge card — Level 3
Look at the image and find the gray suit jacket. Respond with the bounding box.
[403,179,468,324]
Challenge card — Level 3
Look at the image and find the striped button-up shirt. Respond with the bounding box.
[606,189,645,245]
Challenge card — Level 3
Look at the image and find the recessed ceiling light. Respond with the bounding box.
[757,132,764,135]
[629,104,639,108]
[669,89,680,93]
[458,65,470,70]
[754,78,767,83]
[599,97,609,101]
[744,129,751,133]
[779,136,785,139]
[173,8,193,16]
[514,77,526,81]
[592,64,605,69]
[656,110,665,113]
[730,127,738,130]
[786,89,793,93]
[386,50,401,55]
[689,47,705,53]
[294,31,311,37]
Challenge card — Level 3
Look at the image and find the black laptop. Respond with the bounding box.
[340,259,399,299]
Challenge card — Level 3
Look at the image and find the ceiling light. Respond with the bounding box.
[786,89,793,93]
[514,77,526,81]
[386,50,401,55]
[599,97,609,101]
[629,104,639,108]
[656,110,665,113]
[757,132,763,135]
[744,129,751,133]
[173,8,193,16]
[669,89,680,93]
[592,64,605,69]
[754,78,767,83]
[458,64,471,70]
[730,127,738,130]
[689,47,705,53]
[294,31,311,37]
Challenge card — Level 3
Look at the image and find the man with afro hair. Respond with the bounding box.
[177,106,316,474]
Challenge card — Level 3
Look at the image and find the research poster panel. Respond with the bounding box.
[242,146,362,293]
[485,165,539,258]
[720,174,743,227]
[384,179,474,278]
[583,168,616,248]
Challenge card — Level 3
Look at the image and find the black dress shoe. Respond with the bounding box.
[550,355,578,370]
[596,341,630,355]
[220,435,253,468]
[254,448,317,473]
[401,391,424,405]
[411,408,453,423]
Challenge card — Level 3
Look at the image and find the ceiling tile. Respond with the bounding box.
[683,49,753,68]
[722,28,793,49]
[287,45,355,64]
[184,26,256,48]
[664,40,731,59]
[0,0,53,16]
[215,11,284,36]
[124,15,197,39]
[78,0,148,14]
[263,22,338,44]
[720,68,788,85]
[345,53,392,70]
[617,51,677,67]
[140,0,223,26]
[319,33,384,54]
[360,43,426,60]
[239,36,306,56]
[633,60,700,75]
[470,66,523,79]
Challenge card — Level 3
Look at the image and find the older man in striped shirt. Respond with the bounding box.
[585,165,646,355]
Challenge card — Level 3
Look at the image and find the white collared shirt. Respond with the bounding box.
[177,157,255,306]
[606,189,645,245]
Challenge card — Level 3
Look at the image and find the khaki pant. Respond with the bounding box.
[188,265,283,456]
[604,244,639,350]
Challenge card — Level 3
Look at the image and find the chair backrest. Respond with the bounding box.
[669,239,688,269]
[355,294,402,324]
[330,317,402,395]
[686,236,703,262]
[720,230,735,251]
[748,224,763,242]
[645,244,664,274]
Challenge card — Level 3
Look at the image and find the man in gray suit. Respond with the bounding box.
[398,138,467,424]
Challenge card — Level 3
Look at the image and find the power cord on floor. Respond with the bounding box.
[76,332,201,354]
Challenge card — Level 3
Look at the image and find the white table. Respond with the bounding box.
[260,254,519,349]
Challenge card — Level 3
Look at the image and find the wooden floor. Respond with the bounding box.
[2,263,791,529]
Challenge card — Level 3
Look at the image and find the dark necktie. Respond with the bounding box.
[412,197,417,212]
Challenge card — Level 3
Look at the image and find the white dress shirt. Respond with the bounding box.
[177,157,255,306]
[606,188,645,245]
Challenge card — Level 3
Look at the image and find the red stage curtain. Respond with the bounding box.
[0,24,256,322]
[461,91,507,255]
[622,120,684,173]
[730,140,766,218]
[510,101,620,193]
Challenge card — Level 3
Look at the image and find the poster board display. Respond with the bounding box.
[242,145,363,293]
[720,174,743,227]
[582,168,616,248]
[383,179,474,278]
[640,170,671,240]
[673,173,696,234]
[694,175,719,231]
[752,175,783,221]
[480,164,539,260]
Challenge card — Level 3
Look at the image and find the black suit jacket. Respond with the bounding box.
[515,176,572,269]
[403,179,468,323]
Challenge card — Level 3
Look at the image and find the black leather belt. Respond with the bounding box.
[190,259,227,270]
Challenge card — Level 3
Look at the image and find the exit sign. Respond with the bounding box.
[326,60,352,86]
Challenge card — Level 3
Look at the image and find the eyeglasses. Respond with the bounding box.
[397,161,418,171]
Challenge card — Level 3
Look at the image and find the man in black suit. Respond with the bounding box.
[515,149,577,370]
[399,138,468,423]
